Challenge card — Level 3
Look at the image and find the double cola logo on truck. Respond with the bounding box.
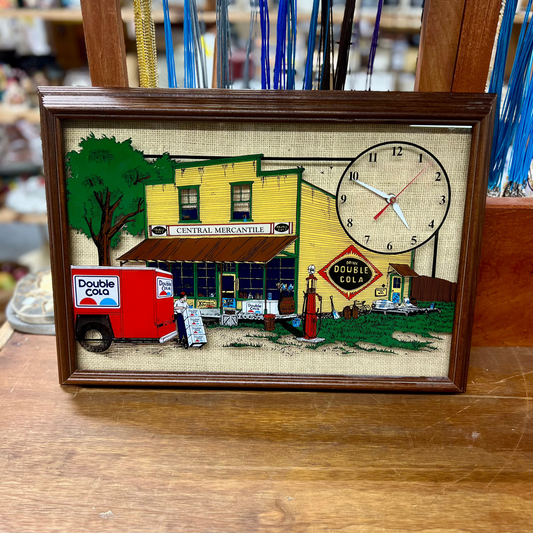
[156,276,173,298]
[74,275,120,308]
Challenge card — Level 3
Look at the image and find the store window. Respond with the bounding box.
[148,261,170,272]
[266,258,295,299]
[197,263,217,298]
[171,263,195,297]
[231,183,252,221]
[179,187,200,222]
[238,263,264,299]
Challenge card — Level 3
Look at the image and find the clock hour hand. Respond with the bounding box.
[392,202,409,229]
[354,180,390,201]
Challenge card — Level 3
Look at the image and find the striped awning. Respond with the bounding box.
[118,235,298,264]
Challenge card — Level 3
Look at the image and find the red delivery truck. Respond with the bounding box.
[72,266,176,353]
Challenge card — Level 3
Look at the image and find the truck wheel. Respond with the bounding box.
[78,322,112,353]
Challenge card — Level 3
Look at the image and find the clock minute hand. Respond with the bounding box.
[354,180,391,200]
[392,202,409,229]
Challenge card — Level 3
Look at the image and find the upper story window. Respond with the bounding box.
[179,186,200,222]
[231,183,252,221]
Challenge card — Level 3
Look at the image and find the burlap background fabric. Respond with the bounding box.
[64,120,471,377]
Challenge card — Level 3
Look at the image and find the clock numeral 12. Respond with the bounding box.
[349,171,359,181]
[393,146,403,156]
[369,153,377,163]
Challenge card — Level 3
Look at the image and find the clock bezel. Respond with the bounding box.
[336,140,452,255]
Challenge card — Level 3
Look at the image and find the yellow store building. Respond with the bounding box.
[118,154,417,314]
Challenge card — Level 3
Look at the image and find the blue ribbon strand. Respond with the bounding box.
[162,0,177,88]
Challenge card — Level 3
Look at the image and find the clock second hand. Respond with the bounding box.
[373,163,431,221]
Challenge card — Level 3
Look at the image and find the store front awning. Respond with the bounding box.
[118,235,298,264]
[388,263,419,277]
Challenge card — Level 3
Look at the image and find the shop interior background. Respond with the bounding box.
[0,0,530,325]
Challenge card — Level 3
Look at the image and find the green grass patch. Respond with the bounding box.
[208,302,455,352]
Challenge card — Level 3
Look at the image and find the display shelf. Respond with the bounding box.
[0,6,423,31]
[0,208,47,225]
[0,7,84,22]
[0,162,42,177]
[0,105,40,126]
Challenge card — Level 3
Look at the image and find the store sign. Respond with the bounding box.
[73,275,120,308]
[375,287,387,297]
[243,301,265,314]
[150,225,167,236]
[196,299,217,309]
[222,298,236,308]
[318,245,382,300]
[156,276,173,298]
[149,222,293,238]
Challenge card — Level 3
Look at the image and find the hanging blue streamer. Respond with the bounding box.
[366,0,383,91]
[489,0,533,191]
[506,5,533,191]
[508,72,533,189]
[162,0,177,88]
[274,0,288,89]
[303,0,320,90]
[273,0,296,89]
[259,0,270,89]
[286,0,297,89]
[488,0,521,189]
[184,0,197,88]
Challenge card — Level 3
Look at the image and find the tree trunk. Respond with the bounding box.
[94,233,111,266]
[93,190,113,266]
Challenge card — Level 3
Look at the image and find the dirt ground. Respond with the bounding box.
[77,325,452,378]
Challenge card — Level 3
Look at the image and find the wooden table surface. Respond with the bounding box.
[1,332,532,532]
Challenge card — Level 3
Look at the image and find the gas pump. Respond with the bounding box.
[302,265,322,339]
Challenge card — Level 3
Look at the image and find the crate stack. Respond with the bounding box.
[184,308,207,348]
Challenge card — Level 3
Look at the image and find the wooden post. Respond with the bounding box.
[415,0,466,92]
[415,0,501,93]
[219,262,224,316]
[80,0,129,88]
[263,264,267,315]
[451,0,502,92]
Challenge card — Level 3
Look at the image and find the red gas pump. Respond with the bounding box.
[302,265,322,339]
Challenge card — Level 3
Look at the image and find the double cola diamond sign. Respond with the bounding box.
[318,245,382,300]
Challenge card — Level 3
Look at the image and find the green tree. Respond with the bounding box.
[66,135,175,266]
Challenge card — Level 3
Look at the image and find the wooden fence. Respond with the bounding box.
[410,276,457,303]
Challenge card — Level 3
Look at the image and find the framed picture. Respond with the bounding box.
[40,88,495,392]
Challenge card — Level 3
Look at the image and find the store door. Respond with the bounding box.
[222,273,237,307]
[390,275,403,304]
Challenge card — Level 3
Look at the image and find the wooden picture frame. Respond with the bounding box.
[40,87,495,392]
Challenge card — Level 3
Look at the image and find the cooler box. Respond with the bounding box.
[187,324,206,336]
[189,334,207,347]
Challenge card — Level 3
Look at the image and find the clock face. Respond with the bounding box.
[336,141,451,255]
